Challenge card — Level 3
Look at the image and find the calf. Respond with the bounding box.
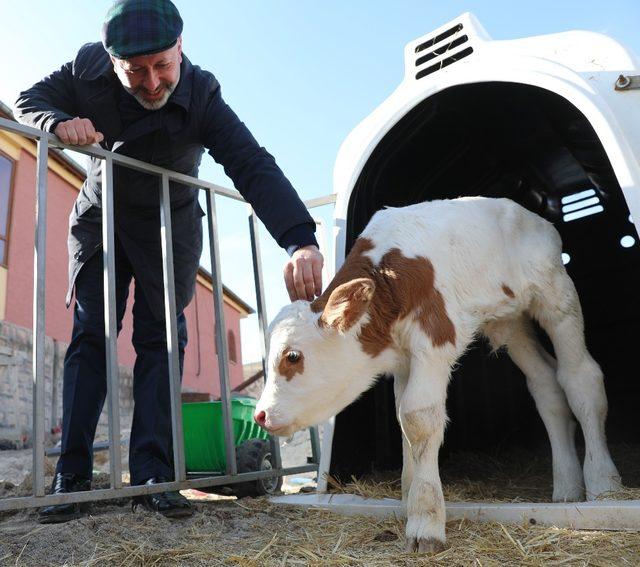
[255,197,621,552]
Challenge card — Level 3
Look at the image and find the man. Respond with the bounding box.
[15,0,323,523]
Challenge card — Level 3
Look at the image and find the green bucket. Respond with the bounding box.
[182,397,268,472]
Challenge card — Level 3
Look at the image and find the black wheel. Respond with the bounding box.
[233,438,283,498]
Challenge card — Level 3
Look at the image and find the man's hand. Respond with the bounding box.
[284,245,324,302]
[54,117,104,146]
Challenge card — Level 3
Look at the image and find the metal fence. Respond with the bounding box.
[0,116,334,512]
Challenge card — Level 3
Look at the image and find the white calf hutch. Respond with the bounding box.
[274,13,640,529]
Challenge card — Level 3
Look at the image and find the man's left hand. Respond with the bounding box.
[284,245,324,302]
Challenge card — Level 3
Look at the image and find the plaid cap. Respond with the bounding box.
[102,0,183,59]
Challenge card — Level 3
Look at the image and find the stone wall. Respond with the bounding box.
[0,320,133,448]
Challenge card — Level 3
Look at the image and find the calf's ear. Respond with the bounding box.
[318,278,375,333]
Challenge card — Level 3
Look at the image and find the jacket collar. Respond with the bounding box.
[168,55,193,113]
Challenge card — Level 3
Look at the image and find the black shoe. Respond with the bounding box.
[38,473,91,524]
[132,477,193,519]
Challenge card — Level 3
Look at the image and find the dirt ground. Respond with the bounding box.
[1,486,640,566]
[1,443,640,566]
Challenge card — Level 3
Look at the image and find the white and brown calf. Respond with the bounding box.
[255,196,621,552]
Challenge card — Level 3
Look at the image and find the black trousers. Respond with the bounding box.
[56,236,188,485]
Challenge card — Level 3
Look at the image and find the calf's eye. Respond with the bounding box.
[279,348,305,380]
[286,350,301,363]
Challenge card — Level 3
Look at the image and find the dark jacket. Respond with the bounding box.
[14,42,317,319]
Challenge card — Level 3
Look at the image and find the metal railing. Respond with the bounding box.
[0,116,336,512]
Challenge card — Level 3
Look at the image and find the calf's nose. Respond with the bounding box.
[254,410,267,428]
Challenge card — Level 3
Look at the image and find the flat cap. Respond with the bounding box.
[102,0,183,59]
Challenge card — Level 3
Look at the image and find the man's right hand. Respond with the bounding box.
[54,117,104,146]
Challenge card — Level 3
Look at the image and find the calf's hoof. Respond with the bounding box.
[552,484,585,503]
[552,461,585,503]
[585,460,623,500]
[405,536,446,554]
[585,475,624,500]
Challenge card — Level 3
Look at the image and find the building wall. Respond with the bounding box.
[182,280,245,400]
[4,147,78,344]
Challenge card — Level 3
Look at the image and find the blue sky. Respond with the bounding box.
[0,1,639,363]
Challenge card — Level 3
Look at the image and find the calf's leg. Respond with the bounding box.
[393,372,413,502]
[531,271,622,499]
[399,359,449,553]
[484,316,584,501]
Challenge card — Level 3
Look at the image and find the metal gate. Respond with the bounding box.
[0,115,334,512]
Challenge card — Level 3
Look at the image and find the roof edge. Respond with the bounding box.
[197,266,255,315]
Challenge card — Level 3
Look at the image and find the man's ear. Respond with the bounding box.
[318,278,375,333]
[177,35,183,61]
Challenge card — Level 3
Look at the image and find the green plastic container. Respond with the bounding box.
[182,397,268,472]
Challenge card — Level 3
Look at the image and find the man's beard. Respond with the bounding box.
[124,70,180,110]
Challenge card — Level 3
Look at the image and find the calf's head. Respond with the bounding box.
[254,277,380,437]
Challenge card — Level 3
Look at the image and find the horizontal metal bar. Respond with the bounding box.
[186,464,316,480]
[0,117,244,201]
[0,465,318,512]
[0,119,339,209]
[269,494,640,532]
[303,194,337,209]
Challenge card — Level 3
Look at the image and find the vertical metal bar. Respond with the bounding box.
[248,207,282,470]
[325,214,341,490]
[159,174,186,482]
[51,341,59,431]
[309,426,321,465]
[101,157,122,489]
[314,218,332,291]
[206,190,237,475]
[306,218,329,467]
[32,139,48,497]
[316,416,335,493]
